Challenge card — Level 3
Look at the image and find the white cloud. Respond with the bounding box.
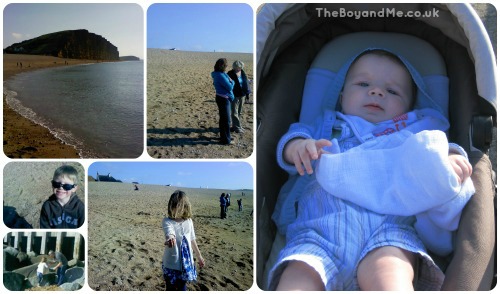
[177,171,192,176]
[12,33,23,39]
[192,44,204,51]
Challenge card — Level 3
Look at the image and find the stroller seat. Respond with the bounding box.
[257,5,496,290]
[263,32,455,289]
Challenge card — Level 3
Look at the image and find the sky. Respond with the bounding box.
[147,3,253,53]
[88,162,253,190]
[3,3,144,59]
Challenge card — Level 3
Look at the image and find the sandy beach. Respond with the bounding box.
[3,54,104,158]
[2,162,86,229]
[147,49,254,158]
[87,182,253,291]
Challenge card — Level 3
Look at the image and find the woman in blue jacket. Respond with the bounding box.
[211,58,234,145]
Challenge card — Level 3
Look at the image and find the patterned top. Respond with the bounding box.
[162,218,196,271]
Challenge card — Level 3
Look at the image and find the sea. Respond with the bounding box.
[4,61,144,158]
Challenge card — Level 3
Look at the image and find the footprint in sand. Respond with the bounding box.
[223,276,241,289]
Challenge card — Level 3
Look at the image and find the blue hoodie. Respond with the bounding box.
[211,71,235,101]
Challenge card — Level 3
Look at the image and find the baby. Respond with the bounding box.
[270,50,473,291]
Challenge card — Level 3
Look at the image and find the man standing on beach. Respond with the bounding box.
[237,199,243,211]
[49,250,68,286]
[220,193,227,219]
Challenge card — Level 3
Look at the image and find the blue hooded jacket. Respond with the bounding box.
[211,71,235,101]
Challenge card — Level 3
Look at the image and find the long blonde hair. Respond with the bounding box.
[168,190,193,220]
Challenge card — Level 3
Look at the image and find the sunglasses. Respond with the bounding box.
[51,180,75,191]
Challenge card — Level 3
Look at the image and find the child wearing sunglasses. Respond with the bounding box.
[40,165,85,228]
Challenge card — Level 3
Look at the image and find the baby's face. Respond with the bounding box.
[341,54,413,123]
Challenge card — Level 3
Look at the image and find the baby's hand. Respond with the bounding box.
[284,138,332,175]
[448,153,473,184]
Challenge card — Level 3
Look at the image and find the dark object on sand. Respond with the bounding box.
[3,206,33,228]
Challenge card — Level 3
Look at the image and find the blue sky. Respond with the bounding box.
[88,162,253,190]
[147,3,253,53]
[3,3,144,59]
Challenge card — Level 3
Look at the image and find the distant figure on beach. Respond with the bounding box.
[227,60,251,133]
[37,257,49,286]
[48,250,68,286]
[162,190,205,291]
[237,199,243,211]
[225,193,231,213]
[40,165,84,229]
[220,193,227,219]
[211,58,235,145]
[134,184,139,191]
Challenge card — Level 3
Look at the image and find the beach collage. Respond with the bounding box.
[1,2,497,293]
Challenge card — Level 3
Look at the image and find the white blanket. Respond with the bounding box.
[316,130,475,255]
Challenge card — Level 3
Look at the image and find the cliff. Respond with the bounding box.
[3,29,119,61]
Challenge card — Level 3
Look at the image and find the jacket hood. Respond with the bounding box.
[326,48,446,117]
[211,71,224,78]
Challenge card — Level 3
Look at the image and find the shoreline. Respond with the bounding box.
[3,54,116,158]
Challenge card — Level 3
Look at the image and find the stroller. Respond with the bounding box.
[256,3,496,290]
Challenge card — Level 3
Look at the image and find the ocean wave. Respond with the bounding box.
[4,83,104,158]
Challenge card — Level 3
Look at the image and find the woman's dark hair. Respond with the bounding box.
[214,58,228,72]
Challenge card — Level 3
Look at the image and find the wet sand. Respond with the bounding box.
[3,54,104,158]
[87,182,253,291]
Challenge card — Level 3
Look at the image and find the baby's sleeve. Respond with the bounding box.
[448,142,469,158]
[276,122,316,174]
